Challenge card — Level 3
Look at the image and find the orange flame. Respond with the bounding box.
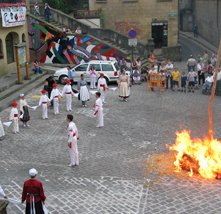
[169,130,221,179]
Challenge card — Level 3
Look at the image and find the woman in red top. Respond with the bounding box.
[22,168,46,214]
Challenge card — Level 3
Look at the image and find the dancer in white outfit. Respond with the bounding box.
[94,92,104,128]
[97,73,108,103]
[39,89,50,119]
[9,101,19,133]
[50,83,61,114]
[90,65,97,89]
[62,79,74,111]
[66,114,79,166]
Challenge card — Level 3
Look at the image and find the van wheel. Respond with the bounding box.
[59,75,68,85]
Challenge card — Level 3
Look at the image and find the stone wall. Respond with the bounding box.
[89,0,178,47]
[193,0,221,48]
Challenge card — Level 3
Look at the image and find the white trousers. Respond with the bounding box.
[13,118,19,133]
[69,142,79,165]
[42,104,48,119]
[53,98,59,114]
[100,90,105,103]
[96,109,104,127]
[66,94,72,111]
[90,77,96,89]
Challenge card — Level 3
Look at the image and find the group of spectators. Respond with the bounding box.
[145,50,220,94]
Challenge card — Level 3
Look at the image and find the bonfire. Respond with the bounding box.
[169,40,221,179]
[169,130,221,179]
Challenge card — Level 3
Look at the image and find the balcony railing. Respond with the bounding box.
[73,9,102,19]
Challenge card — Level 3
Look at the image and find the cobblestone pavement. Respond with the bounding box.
[1,73,221,214]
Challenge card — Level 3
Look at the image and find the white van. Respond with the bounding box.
[53,60,124,85]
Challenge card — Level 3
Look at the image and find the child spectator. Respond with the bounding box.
[172,67,180,91]
[180,71,187,92]
[188,69,197,93]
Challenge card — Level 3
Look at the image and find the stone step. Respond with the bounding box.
[0,74,50,112]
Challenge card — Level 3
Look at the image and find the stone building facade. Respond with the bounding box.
[0,0,29,76]
[89,0,178,49]
[180,0,221,48]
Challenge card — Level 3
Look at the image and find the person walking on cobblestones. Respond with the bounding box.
[97,73,108,103]
[19,94,31,127]
[9,101,19,134]
[22,168,46,214]
[50,84,61,115]
[39,90,50,119]
[94,92,104,128]
[62,79,74,111]
[66,114,79,166]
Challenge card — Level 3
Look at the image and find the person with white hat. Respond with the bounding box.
[39,89,50,119]
[9,101,19,134]
[61,79,74,111]
[19,94,31,127]
[66,114,79,166]
[21,168,46,214]
[50,83,61,115]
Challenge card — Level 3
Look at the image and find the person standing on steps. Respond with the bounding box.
[66,114,79,167]
[44,3,51,22]
[21,168,46,214]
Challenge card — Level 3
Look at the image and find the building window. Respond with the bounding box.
[0,39,3,59]
[22,33,26,42]
[96,0,107,3]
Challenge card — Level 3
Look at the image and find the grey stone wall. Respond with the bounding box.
[193,0,221,47]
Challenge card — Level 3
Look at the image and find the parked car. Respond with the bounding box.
[53,60,129,85]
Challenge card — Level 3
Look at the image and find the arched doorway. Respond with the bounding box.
[5,32,19,64]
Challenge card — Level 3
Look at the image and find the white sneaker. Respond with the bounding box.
[68,164,73,167]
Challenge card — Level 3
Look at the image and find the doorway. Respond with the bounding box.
[151,22,168,48]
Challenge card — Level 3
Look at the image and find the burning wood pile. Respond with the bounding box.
[169,130,221,179]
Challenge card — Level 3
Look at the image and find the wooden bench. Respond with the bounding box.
[146,73,166,91]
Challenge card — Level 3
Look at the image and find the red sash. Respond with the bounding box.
[14,114,18,117]
[66,92,71,94]
[42,102,47,104]
[100,84,106,91]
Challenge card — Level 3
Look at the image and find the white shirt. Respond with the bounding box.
[206,76,214,83]
[19,99,29,113]
[39,95,50,106]
[62,85,74,96]
[9,107,19,120]
[166,63,174,70]
[95,98,103,111]
[197,63,202,71]
[50,88,61,100]
[68,121,78,143]
[97,78,107,91]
